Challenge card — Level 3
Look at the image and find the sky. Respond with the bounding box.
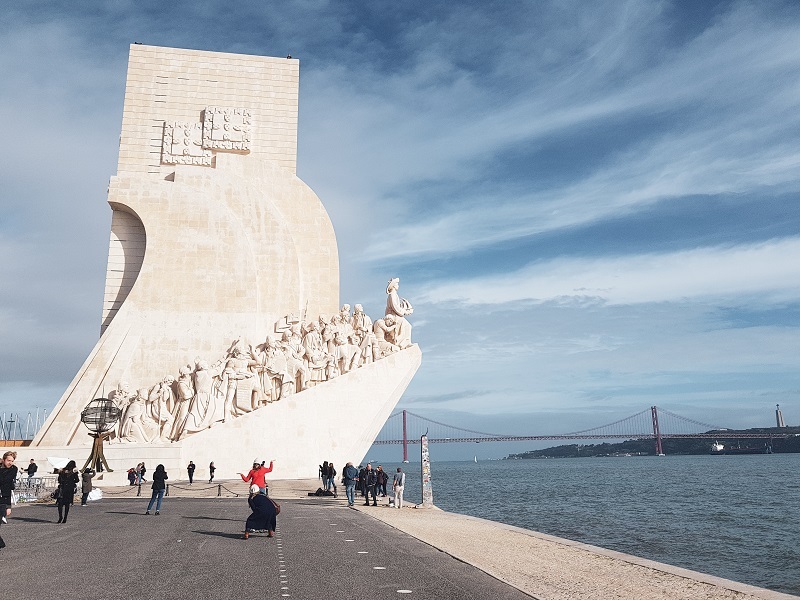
[1,0,799,460]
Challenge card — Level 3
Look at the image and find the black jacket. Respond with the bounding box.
[151,469,169,491]
[0,465,18,504]
[363,469,377,487]
[57,471,80,503]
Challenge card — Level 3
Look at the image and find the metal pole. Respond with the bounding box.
[137,483,142,497]
[651,406,664,456]
[402,410,408,463]
[218,484,222,497]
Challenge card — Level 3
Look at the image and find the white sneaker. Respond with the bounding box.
[1,516,7,524]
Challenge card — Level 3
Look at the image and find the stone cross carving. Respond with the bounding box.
[202,107,251,151]
[161,122,212,165]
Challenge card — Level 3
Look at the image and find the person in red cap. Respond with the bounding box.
[239,458,273,495]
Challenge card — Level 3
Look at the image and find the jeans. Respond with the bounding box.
[326,477,337,492]
[345,483,356,506]
[147,489,165,512]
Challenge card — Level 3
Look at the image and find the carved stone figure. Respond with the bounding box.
[170,366,195,439]
[251,337,291,402]
[280,331,309,392]
[352,303,376,365]
[339,304,352,324]
[180,360,221,435]
[373,316,400,358]
[221,347,259,419]
[110,381,132,443]
[302,321,333,385]
[148,376,175,441]
[334,332,360,374]
[385,277,413,348]
[121,388,157,443]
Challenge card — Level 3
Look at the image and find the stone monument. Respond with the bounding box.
[11,45,421,484]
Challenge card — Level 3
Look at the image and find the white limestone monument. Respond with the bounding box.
[14,44,421,484]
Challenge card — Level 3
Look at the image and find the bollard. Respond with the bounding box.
[218,484,221,497]
[136,483,141,497]
[165,484,170,497]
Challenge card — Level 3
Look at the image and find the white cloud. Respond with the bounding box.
[348,5,800,261]
[419,238,800,306]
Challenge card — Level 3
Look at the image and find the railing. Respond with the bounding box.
[13,476,59,502]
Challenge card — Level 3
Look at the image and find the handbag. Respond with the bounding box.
[269,498,281,515]
[51,487,62,500]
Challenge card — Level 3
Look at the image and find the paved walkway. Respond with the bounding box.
[4,480,796,600]
[1,496,531,600]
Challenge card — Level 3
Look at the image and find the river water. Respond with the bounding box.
[371,454,800,595]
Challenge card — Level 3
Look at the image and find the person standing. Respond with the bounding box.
[326,461,337,498]
[146,464,168,515]
[242,484,277,539]
[239,459,274,495]
[80,468,95,506]
[376,465,388,497]
[135,462,143,485]
[56,460,79,524]
[0,451,18,550]
[321,461,330,491]
[342,461,359,508]
[362,463,377,507]
[25,458,38,480]
[392,467,406,509]
[208,461,216,483]
[140,462,147,483]
[187,461,195,484]
[357,465,367,499]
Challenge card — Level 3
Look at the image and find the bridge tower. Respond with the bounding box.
[651,406,664,455]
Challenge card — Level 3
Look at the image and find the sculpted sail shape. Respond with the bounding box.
[24,45,421,483]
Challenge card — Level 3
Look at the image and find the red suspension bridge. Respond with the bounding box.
[374,406,788,462]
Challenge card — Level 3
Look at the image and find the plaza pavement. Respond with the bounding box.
[2,479,796,600]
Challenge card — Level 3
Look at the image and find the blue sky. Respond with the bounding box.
[2,1,799,459]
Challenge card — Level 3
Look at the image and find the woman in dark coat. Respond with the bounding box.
[146,464,168,515]
[242,484,277,539]
[56,460,79,523]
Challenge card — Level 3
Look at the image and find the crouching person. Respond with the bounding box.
[243,484,277,540]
